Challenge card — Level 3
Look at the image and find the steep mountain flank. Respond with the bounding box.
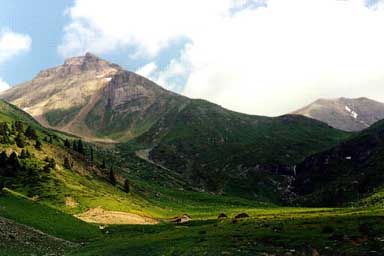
[84,69,188,141]
[294,120,384,206]
[292,97,384,131]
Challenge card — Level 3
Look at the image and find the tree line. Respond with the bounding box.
[0,120,130,194]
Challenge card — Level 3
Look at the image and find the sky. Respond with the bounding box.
[1,0,384,116]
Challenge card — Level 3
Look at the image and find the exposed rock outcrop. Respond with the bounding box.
[0,53,187,142]
[292,97,384,131]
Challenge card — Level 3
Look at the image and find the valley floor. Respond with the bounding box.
[1,190,384,256]
[69,208,384,256]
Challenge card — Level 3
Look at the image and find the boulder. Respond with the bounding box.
[170,214,192,224]
[234,213,250,219]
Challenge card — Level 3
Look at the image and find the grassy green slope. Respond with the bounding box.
[0,100,272,219]
[70,207,384,256]
[3,186,383,256]
[0,190,99,241]
[148,100,349,165]
[0,100,43,127]
[4,185,384,256]
[0,99,78,141]
[125,99,350,199]
[358,187,384,208]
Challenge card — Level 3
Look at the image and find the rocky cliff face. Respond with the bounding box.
[292,97,384,131]
[0,53,186,142]
[105,70,177,113]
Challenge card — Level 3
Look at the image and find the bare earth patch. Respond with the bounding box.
[75,207,159,225]
[65,197,78,208]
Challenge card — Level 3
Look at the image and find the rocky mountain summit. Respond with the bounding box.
[0,53,186,142]
[292,97,384,131]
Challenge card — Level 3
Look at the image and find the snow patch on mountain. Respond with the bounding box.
[345,106,358,119]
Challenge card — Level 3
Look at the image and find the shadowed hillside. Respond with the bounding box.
[295,119,384,206]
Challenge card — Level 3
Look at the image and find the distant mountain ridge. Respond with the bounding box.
[292,97,384,131]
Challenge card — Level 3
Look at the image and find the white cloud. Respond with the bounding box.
[154,55,190,91]
[60,0,384,116]
[0,78,10,92]
[0,29,31,91]
[136,62,158,78]
[59,0,234,57]
[136,51,191,91]
[0,29,31,64]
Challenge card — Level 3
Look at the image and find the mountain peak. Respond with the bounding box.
[63,52,117,69]
[85,51,97,58]
[292,97,384,131]
[0,53,181,142]
[32,53,122,79]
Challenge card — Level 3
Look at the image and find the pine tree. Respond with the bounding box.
[0,135,10,144]
[64,139,71,148]
[8,152,19,168]
[101,159,106,169]
[14,121,24,133]
[77,139,84,154]
[0,123,10,144]
[0,179,4,193]
[35,139,42,150]
[49,158,56,168]
[109,167,116,186]
[11,122,16,135]
[72,140,78,151]
[123,179,130,193]
[90,147,94,162]
[44,157,56,172]
[63,157,72,169]
[24,126,38,140]
[0,122,9,136]
[15,133,25,148]
[20,149,28,159]
[0,151,7,163]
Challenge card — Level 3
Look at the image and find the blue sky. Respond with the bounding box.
[0,0,70,85]
[0,0,184,86]
[1,0,384,116]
